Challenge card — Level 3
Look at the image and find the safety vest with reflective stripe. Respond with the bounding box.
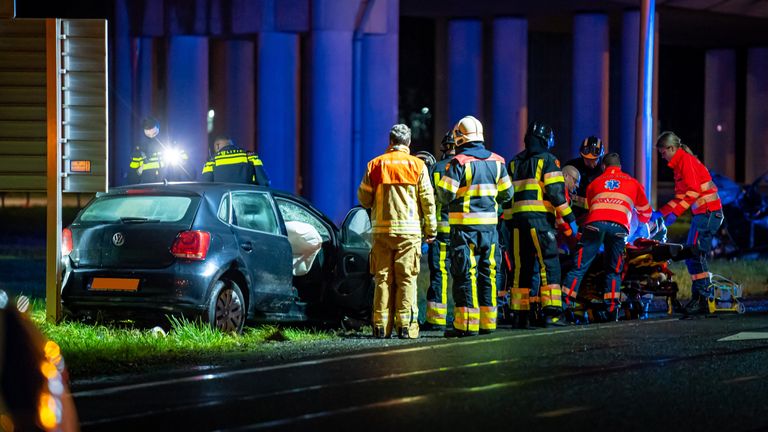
[201,145,270,185]
[564,156,604,219]
[358,146,437,237]
[429,157,452,235]
[436,144,512,228]
[583,167,652,231]
[661,149,722,217]
[503,150,574,226]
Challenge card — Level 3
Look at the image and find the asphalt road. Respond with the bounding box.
[72,313,768,431]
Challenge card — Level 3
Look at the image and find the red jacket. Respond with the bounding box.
[584,167,652,231]
[660,149,722,217]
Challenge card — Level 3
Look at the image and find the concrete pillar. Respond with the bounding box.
[572,13,609,156]
[635,0,656,196]
[703,49,736,178]
[305,2,355,223]
[220,40,256,154]
[135,37,155,126]
[113,0,133,186]
[492,17,527,156]
[447,19,482,127]
[166,36,209,180]
[619,10,639,176]
[356,0,399,197]
[258,32,299,192]
[745,48,768,183]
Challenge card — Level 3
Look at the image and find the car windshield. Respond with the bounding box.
[78,195,195,223]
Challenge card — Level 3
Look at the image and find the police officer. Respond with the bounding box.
[437,116,513,337]
[655,131,723,315]
[562,153,652,321]
[423,132,456,331]
[201,135,271,186]
[129,116,191,183]
[503,121,576,328]
[565,136,605,222]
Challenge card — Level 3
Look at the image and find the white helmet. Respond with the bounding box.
[452,116,484,146]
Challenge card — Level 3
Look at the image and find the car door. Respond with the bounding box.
[229,191,294,314]
[329,206,374,317]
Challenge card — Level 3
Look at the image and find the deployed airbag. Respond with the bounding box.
[285,221,322,276]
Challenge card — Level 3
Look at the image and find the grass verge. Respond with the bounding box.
[30,304,336,378]
[668,258,768,299]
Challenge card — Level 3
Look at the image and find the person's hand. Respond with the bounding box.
[424,236,436,244]
[569,221,579,237]
[664,213,677,227]
[137,166,143,175]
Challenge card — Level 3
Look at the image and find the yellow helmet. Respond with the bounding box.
[452,115,484,146]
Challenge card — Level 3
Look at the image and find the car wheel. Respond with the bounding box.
[207,279,245,334]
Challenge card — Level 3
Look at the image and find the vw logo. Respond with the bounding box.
[112,232,125,247]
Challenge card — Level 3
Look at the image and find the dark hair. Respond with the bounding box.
[603,152,621,167]
[142,116,159,130]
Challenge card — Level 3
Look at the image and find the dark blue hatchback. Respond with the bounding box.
[61,182,373,333]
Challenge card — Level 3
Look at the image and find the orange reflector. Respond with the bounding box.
[91,278,139,291]
[70,160,91,173]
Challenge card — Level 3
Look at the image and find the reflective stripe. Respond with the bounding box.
[589,203,631,218]
[540,284,562,308]
[543,172,564,186]
[448,212,498,225]
[686,190,700,198]
[592,192,635,208]
[469,242,478,309]
[480,306,497,330]
[510,200,555,214]
[701,181,716,191]
[463,163,473,214]
[453,307,480,332]
[439,243,449,303]
[457,183,499,197]
[439,175,460,192]
[510,287,530,311]
[215,155,250,166]
[604,291,620,300]
[437,221,450,234]
[489,243,497,307]
[535,160,544,200]
[692,192,720,210]
[556,202,572,217]
[691,271,711,281]
[636,203,651,211]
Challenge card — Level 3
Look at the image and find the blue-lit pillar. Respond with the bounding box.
[492,17,527,156]
[635,0,656,195]
[703,49,736,178]
[135,37,155,125]
[166,36,209,181]
[572,13,609,155]
[305,0,356,223]
[746,48,768,183]
[447,19,482,126]
[619,11,639,175]
[113,0,132,186]
[222,40,256,153]
[258,33,299,192]
[356,0,399,195]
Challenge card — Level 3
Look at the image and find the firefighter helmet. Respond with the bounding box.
[440,131,455,153]
[526,120,555,149]
[580,136,605,160]
[452,116,484,146]
[414,151,437,169]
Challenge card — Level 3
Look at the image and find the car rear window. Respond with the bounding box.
[78,195,196,223]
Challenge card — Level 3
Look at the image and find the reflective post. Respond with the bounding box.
[492,17,527,155]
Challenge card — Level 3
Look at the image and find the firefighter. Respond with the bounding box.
[503,120,576,328]
[202,135,271,186]
[562,153,652,321]
[436,116,513,337]
[423,132,456,331]
[129,116,191,183]
[358,124,437,339]
[655,132,723,315]
[565,136,605,222]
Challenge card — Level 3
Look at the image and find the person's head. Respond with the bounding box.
[213,135,233,153]
[452,116,484,146]
[439,130,456,158]
[414,151,437,169]
[524,120,555,150]
[562,165,580,194]
[656,131,683,162]
[602,152,621,169]
[389,124,411,147]
[580,136,605,168]
[142,116,159,139]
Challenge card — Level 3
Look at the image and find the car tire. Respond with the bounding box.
[207,279,245,334]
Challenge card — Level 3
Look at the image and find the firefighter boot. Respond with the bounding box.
[373,325,388,339]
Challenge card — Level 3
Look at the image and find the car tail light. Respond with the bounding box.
[62,228,73,256]
[171,231,211,260]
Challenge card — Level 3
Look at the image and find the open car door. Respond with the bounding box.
[329,206,373,319]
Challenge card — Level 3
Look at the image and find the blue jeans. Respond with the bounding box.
[686,211,724,297]
[562,221,628,311]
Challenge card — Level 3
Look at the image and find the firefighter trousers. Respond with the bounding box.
[506,218,562,314]
[426,234,451,326]
[686,211,724,297]
[562,221,628,311]
[450,228,500,333]
[370,234,421,338]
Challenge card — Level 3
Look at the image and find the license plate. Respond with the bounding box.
[91,277,139,292]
